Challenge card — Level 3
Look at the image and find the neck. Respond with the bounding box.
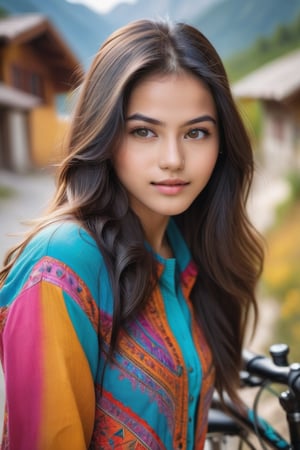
[143,217,173,258]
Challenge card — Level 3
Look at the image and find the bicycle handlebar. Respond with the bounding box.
[208,347,300,449]
[242,349,300,399]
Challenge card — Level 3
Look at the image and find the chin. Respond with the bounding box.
[161,206,191,216]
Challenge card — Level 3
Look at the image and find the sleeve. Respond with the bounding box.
[1,257,99,450]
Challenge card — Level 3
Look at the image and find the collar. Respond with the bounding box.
[149,219,198,296]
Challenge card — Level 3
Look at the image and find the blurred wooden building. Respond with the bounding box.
[233,50,300,175]
[0,14,83,172]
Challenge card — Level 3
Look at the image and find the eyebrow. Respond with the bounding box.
[126,113,217,126]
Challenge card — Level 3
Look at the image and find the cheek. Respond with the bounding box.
[193,148,219,175]
[113,147,142,190]
[114,144,151,176]
[207,139,219,170]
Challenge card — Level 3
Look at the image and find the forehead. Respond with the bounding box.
[126,71,216,118]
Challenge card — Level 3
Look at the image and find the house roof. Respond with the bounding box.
[232,49,300,102]
[0,14,83,92]
[0,82,41,110]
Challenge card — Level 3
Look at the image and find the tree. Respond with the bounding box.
[273,24,291,45]
[255,36,270,53]
[0,7,8,18]
[291,13,300,37]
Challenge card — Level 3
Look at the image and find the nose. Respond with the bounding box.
[159,137,184,171]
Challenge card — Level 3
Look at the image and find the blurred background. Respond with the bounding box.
[0,0,299,444]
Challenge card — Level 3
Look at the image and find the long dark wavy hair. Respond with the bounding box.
[1,19,264,404]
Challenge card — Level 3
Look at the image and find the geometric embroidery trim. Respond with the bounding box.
[24,256,99,333]
[93,388,166,450]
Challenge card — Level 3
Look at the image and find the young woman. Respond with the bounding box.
[0,19,264,450]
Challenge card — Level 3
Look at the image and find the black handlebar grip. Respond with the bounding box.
[242,349,290,385]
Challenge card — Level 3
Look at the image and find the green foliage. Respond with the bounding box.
[286,171,300,201]
[0,7,7,17]
[275,172,300,223]
[225,12,300,81]
[237,99,263,145]
[291,13,300,35]
[273,24,292,45]
[255,36,271,53]
[0,185,15,199]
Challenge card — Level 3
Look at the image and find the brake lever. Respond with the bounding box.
[240,370,265,388]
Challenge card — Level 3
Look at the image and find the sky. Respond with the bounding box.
[66,0,136,14]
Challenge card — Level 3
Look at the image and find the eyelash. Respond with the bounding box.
[130,127,210,140]
[185,128,209,140]
[130,127,156,138]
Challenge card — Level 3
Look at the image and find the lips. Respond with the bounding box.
[151,179,189,195]
[151,179,189,186]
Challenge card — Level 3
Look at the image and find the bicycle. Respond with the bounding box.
[205,343,300,449]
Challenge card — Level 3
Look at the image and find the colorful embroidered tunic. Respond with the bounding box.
[0,219,215,450]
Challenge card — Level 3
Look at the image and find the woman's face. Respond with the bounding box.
[113,71,219,227]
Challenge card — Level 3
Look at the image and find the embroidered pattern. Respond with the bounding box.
[94,260,214,449]
[1,254,214,449]
[182,267,215,449]
[24,256,100,332]
[97,286,190,448]
[99,308,179,431]
[91,390,165,450]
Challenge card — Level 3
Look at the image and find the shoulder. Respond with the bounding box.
[25,221,100,267]
[1,221,110,306]
[37,221,99,260]
[28,221,109,285]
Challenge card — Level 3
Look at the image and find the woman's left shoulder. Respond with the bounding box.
[34,220,106,276]
[0,221,109,307]
[45,221,98,255]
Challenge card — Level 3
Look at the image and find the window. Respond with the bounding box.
[11,64,23,90]
[10,64,44,99]
[29,72,43,97]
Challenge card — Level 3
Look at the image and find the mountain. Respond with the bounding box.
[191,0,300,58]
[103,0,220,29]
[0,0,300,69]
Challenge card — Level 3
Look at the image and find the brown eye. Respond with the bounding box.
[185,129,207,140]
[132,128,155,138]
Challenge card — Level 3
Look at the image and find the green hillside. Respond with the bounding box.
[193,0,300,58]
[225,12,300,81]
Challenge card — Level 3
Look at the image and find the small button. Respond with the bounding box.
[188,416,192,422]
[189,395,194,402]
[188,366,194,373]
[177,365,183,376]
